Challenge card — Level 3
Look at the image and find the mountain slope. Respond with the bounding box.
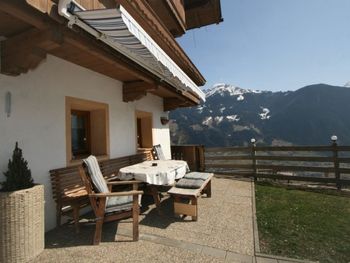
[170,83,350,146]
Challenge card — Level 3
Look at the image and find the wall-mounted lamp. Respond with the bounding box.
[331,135,338,143]
[160,111,169,125]
[160,117,169,125]
[5,91,11,117]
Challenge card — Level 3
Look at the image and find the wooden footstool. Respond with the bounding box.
[167,172,213,221]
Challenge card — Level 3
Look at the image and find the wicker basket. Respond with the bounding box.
[0,185,44,263]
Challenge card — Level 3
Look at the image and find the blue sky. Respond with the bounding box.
[177,0,350,91]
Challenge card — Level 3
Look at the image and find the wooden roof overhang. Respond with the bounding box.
[146,0,223,38]
[145,0,186,38]
[184,0,223,30]
[0,0,205,110]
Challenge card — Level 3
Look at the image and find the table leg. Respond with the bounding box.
[149,185,162,214]
[191,197,198,221]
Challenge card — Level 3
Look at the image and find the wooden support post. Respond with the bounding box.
[251,139,257,181]
[191,146,196,171]
[197,145,205,172]
[331,136,341,190]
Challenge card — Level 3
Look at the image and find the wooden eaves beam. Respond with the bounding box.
[0,0,48,29]
[1,28,63,76]
[123,80,159,102]
[62,28,155,84]
[122,78,201,109]
[164,97,195,111]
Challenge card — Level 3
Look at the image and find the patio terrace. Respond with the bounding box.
[32,177,309,262]
[33,177,257,262]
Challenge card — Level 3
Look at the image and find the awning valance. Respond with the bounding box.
[66,2,205,101]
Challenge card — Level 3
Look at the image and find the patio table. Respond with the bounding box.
[118,160,189,185]
[117,160,189,211]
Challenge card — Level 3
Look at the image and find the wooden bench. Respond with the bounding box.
[49,152,152,233]
[167,172,213,221]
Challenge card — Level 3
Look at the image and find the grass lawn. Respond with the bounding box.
[255,183,350,263]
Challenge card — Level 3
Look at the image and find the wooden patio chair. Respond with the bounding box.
[79,155,143,245]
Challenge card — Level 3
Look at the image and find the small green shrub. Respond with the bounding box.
[1,142,34,191]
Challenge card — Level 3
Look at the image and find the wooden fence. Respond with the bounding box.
[171,142,350,189]
[171,145,205,172]
[204,142,350,189]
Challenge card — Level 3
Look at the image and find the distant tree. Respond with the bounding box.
[1,142,34,191]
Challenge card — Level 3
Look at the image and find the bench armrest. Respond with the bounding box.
[89,190,143,198]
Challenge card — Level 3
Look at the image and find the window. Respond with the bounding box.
[71,110,90,157]
[66,97,109,164]
[135,111,153,149]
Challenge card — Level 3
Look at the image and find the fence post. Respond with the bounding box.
[331,135,341,190]
[251,138,257,181]
[197,145,205,172]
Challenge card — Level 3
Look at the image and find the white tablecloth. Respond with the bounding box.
[118,160,189,185]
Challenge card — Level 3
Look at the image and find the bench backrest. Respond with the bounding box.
[50,164,85,202]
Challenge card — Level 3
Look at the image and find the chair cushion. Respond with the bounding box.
[83,155,109,193]
[184,172,211,181]
[83,155,143,212]
[176,178,203,189]
[105,195,133,213]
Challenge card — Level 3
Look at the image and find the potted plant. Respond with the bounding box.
[0,142,44,263]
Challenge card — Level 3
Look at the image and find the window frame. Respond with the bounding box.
[135,110,153,150]
[66,96,110,165]
[71,109,91,157]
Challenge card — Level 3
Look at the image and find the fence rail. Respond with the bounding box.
[171,141,350,189]
[204,141,350,189]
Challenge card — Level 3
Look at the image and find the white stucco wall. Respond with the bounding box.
[0,55,171,231]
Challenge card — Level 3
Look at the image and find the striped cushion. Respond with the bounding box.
[83,155,141,212]
[83,156,109,193]
[106,196,133,213]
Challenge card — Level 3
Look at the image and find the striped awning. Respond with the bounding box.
[68,3,205,101]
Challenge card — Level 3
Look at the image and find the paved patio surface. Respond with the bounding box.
[32,177,305,262]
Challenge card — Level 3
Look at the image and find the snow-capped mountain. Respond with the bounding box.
[205,83,262,99]
[170,83,350,146]
[344,81,350,87]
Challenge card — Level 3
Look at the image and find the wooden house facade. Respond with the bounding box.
[0,0,222,230]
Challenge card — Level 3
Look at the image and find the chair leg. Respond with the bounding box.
[132,194,139,241]
[93,200,106,245]
[72,205,80,233]
[56,204,62,228]
[93,219,103,245]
